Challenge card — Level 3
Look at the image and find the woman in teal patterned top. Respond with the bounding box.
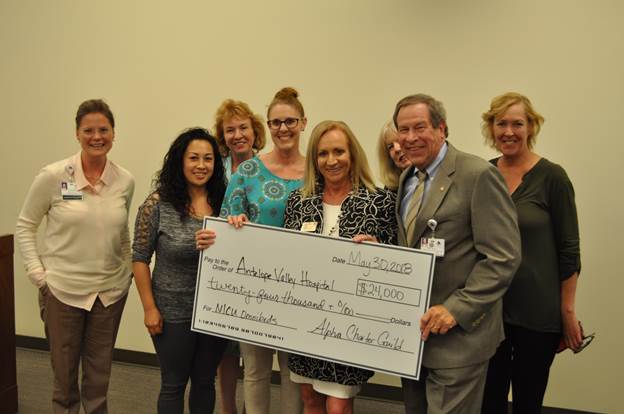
[219,87,306,414]
[220,156,302,226]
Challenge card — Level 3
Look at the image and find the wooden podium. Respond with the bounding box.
[0,234,18,413]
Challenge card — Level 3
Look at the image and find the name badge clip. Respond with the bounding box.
[427,219,438,238]
[301,222,318,232]
[421,218,444,257]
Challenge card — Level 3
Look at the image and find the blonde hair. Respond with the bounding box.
[301,120,376,197]
[213,99,266,156]
[481,92,545,150]
[376,120,403,190]
[267,87,305,118]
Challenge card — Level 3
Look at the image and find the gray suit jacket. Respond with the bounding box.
[397,143,521,369]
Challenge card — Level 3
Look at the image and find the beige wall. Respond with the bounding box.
[1,1,621,412]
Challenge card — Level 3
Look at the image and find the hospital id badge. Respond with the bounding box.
[420,237,445,257]
[61,181,83,200]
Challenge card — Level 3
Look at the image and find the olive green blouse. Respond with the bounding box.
[492,157,581,333]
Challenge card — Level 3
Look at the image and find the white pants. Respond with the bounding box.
[239,343,302,414]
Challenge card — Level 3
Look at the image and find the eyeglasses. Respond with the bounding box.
[556,321,595,354]
[267,117,302,130]
[574,332,595,353]
[574,322,595,353]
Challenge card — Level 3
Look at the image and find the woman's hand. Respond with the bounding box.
[561,273,582,351]
[562,309,583,351]
[195,229,217,250]
[144,307,163,336]
[227,214,249,228]
[28,270,47,288]
[352,234,378,243]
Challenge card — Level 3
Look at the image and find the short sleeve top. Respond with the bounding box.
[220,157,303,227]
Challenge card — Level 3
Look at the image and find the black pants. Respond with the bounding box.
[482,323,559,414]
[152,321,227,414]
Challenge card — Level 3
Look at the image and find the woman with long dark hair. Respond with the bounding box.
[132,127,228,414]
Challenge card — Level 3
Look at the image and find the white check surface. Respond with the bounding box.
[191,217,435,379]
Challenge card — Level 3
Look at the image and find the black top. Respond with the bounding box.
[492,157,581,333]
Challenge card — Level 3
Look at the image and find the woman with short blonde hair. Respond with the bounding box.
[481,92,544,150]
[480,92,582,414]
[213,99,266,180]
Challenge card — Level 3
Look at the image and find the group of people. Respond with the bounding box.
[15,88,582,414]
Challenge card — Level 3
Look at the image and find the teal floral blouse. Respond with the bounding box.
[220,157,303,227]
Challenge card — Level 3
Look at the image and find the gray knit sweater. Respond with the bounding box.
[132,194,205,323]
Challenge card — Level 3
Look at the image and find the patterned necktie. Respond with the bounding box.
[404,170,427,241]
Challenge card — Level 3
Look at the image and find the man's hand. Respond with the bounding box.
[420,305,457,341]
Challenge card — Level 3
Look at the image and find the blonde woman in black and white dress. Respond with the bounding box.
[283,120,397,414]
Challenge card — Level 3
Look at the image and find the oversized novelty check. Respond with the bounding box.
[191,217,435,379]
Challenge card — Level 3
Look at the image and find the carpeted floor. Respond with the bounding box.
[15,347,404,413]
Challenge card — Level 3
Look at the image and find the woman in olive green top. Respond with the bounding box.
[480,92,582,414]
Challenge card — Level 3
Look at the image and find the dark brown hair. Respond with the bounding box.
[393,93,448,137]
[75,99,115,129]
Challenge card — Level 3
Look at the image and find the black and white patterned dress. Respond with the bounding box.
[283,185,398,386]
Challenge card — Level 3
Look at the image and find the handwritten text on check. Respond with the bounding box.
[191,217,435,379]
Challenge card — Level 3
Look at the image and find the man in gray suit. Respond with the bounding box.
[395,94,521,413]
